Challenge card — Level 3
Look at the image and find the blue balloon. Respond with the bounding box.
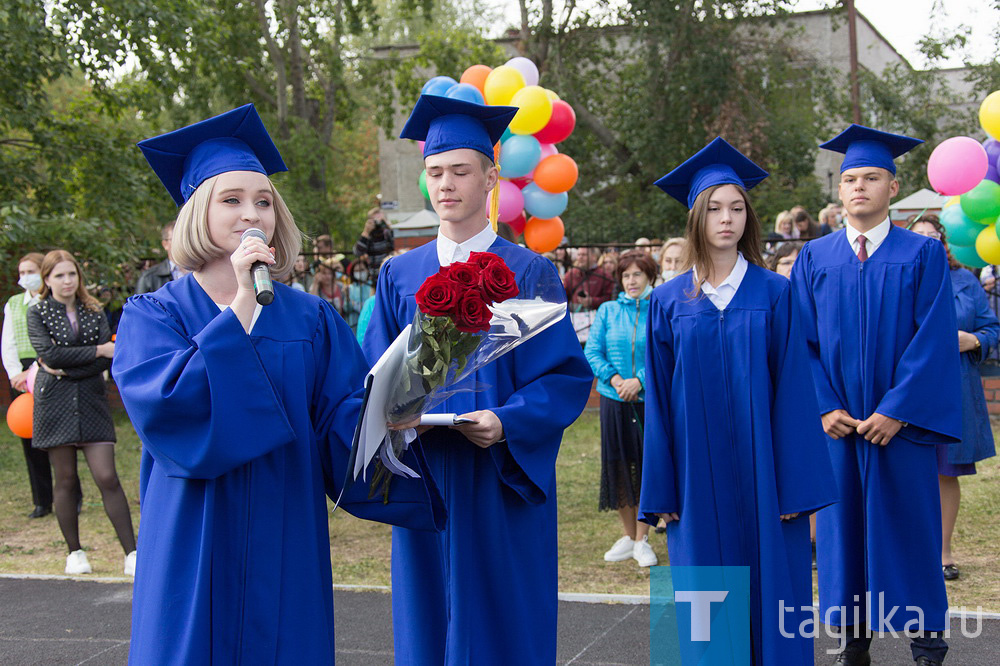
[522,183,569,219]
[445,83,485,105]
[499,135,542,179]
[940,203,982,246]
[951,244,988,268]
[422,76,458,97]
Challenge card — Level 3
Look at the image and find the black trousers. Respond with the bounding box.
[10,358,52,509]
[843,624,948,662]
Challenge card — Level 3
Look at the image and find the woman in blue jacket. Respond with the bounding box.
[584,249,659,567]
[911,216,999,582]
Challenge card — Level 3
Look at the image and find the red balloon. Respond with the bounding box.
[6,392,33,438]
[533,101,576,145]
[509,177,532,190]
[507,212,527,236]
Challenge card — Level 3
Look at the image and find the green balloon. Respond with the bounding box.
[951,244,988,268]
[940,204,981,246]
[418,169,429,200]
[959,179,1000,222]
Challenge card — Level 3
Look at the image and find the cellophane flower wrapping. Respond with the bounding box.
[369,251,568,500]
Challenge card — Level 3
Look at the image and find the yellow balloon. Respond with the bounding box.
[544,89,560,102]
[944,196,960,208]
[508,86,554,135]
[484,65,526,106]
[975,224,1000,264]
[980,91,1000,141]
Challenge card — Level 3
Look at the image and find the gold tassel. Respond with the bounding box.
[489,143,501,232]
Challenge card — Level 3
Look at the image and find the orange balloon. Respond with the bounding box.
[534,154,579,194]
[460,64,493,95]
[6,392,33,438]
[524,216,565,253]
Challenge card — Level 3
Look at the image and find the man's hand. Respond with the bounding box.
[451,410,504,448]
[780,513,801,521]
[658,512,680,525]
[856,412,903,446]
[388,418,431,436]
[10,370,28,392]
[821,409,860,439]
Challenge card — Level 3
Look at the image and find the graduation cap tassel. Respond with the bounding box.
[489,143,502,233]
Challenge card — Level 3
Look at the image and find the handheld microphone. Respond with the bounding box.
[240,228,275,305]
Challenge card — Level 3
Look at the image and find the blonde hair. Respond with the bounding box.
[774,210,793,235]
[171,174,302,277]
[38,250,102,312]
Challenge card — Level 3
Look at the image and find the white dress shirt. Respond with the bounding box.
[845,217,891,258]
[698,252,748,311]
[436,224,497,267]
[1,291,40,378]
[215,302,263,334]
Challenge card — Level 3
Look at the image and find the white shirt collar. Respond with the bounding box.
[436,223,497,266]
[845,217,891,256]
[697,252,748,310]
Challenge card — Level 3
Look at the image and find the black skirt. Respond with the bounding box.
[598,395,644,511]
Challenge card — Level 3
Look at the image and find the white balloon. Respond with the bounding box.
[505,57,539,87]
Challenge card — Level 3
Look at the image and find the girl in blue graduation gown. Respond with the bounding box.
[639,138,836,665]
[114,105,443,664]
[910,217,998,582]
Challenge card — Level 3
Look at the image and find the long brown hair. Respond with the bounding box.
[908,215,961,270]
[681,184,766,297]
[38,250,102,312]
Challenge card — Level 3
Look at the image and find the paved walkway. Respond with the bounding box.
[1,576,997,664]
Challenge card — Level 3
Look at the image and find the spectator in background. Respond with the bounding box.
[791,207,821,240]
[312,234,334,271]
[309,256,344,312]
[598,250,620,280]
[3,252,53,518]
[135,221,184,294]
[290,253,312,292]
[818,203,843,236]
[657,238,686,284]
[634,237,654,254]
[769,242,800,278]
[584,250,659,568]
[911,216,999,583]
[563,246,614,311]
[354,207,395,269]
[552,245,573,278]
[343,258,374,332]
[774,210,793,239]
[27,250,136,576]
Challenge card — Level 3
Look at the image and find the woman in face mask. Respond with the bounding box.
[2,253,57,519]
[657,238,687,285]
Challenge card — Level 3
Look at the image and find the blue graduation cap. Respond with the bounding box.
[138,104,287,206]
[654,137,769,208]
[819,124,923,175]
[400,94,518,162]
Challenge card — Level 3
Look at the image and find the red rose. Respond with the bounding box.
[479,260,519,303]
[467,251,501,270]
[416,270,462,316]
[443,262,481,291]
[453,290,493,333]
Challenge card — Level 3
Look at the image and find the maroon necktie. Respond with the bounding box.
[857,234,868,262]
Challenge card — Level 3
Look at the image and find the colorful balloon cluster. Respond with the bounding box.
[927,91,1000,267]
[416,57,579,253]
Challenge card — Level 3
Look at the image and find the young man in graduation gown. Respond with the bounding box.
[114,105,445,664]
[791,125,962,666]
[362,95,593,665]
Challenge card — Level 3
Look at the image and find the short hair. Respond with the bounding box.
[171,174,302,277]
[161,220,175,240]
[18,252,45,269]
[768,241,801,272]
[615,249,659,284]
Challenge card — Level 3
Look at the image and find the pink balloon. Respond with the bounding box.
[491,180,526,223]
[928,137,989,196]
[417,140,425,152]
[25,363,38,394]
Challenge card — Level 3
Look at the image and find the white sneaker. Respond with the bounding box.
[604,535,635,562]
[65,549,92,575]
[124,551,137,577]
[633,535,659,567]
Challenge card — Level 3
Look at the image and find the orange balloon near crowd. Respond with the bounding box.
[7,392,33,438]
[534,154,579,194]
[524,216,564,253]
[460,64,492,95]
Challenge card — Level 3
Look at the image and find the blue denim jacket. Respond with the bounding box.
[583,287,651,402]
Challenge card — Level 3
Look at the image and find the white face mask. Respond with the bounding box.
[18,273,42,292]
[661,269,678,282]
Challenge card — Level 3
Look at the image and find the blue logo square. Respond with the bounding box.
[650,566,751,665]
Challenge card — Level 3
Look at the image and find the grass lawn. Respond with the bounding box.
[1,408,998,610]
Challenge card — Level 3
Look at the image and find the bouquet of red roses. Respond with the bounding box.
[365,251,567,500]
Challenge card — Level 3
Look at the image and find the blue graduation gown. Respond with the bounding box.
[362,238,593,666]
[791,225,962,632]
[112,276,444,665]
[950,267,999,465]
[638,263,836,665]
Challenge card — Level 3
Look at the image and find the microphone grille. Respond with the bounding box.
[240,228,268,243]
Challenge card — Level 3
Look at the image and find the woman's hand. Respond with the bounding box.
[617,378,642,402]
[958,330,980,353]
[10,370,28,392]
[658,512,680,525]
[96,341,115,358]
[780,512,801,521]
[39,360,65,377]
[230,234,276,293]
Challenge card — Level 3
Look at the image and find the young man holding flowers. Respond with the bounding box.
[363,95,593,665]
